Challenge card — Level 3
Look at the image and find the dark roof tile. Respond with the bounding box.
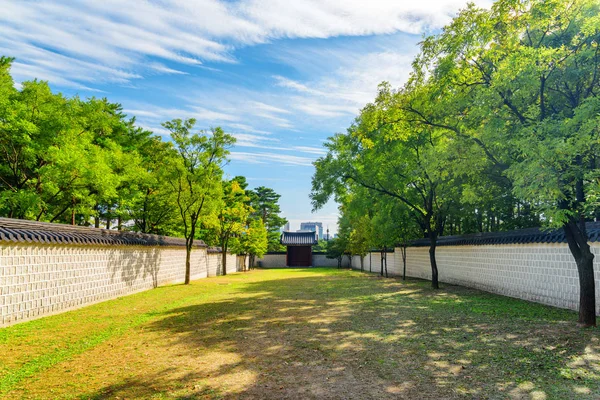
[280,231,318,246]
[409,222,600,247]
[0,217,206,248]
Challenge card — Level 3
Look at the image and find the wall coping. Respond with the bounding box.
[0,217,207,248]
[408,222,600,247]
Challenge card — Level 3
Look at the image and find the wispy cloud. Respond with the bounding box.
[229,151,315,166]
[148,62,188,75]
[251,101,291,114]
[0,0,492,233]
[0,0,491,89]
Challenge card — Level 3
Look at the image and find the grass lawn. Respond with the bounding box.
[1,268,599,399]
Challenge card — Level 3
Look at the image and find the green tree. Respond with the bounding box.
[214,179,253,275]
[325,237,346,269]
[163,119,235,284]
[347,215,372,271]
[369,198,421,279]
[311,84,462,288]
[251,186,287,251]
[415,0,600,325]
[128,138,180,235]
[236,218,269,270]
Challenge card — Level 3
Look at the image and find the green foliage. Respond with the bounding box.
[200,178,253,273]
[0,58,286,260]
[325,238,345,260]
[162,118,235,282]
[347,215,371,259]
[236,218,269,259]
[311,0,600,299]
[312,239,328,252]
[249,186,287,251]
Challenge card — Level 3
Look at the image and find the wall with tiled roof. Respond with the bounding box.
[0,218,239,327]
[409,222,600,247]
[357,233,600,315]
[280,231,318,246]
[0,217,206,248]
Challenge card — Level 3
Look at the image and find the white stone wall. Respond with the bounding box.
[256,254,287,268]
[390,243,600,314]
[356,252,388,274]
[312,254,347,267]
[256,253,351,268]
[226,253,237,274]
[0,243,237,326]
[350,254,388,272]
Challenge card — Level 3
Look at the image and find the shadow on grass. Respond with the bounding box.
[81,368,226,400]
[84,270,600,399]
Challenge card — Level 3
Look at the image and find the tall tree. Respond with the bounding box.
[311,84,462,288]
[416,0,600,325]
[128,137,180,235]
[347,215,372,272]
[251,186,287,251]
[236,218,269,270]
[214,178,252,275]
[164,119,235,284]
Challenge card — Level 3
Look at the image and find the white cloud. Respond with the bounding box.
[231,133,279,148]
[251,101,291,114]
[291,146,327,155]
[148,62,188,75]
[230,134,328,156]
[229,151,315,166]
[273,76,321,95]
[271,45,417,121]
[227,123,272,135]
[0,0,491,88]
[190,107,240,123]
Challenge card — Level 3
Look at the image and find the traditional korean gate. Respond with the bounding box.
[287,246,312,267]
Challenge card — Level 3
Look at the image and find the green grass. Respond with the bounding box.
[1,268,599,399]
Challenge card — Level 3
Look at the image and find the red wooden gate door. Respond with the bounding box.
[287,246,312,266]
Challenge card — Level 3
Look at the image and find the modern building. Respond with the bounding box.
[299,222,323,240]
[280,231,318,267]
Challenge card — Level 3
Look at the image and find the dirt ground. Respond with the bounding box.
[2,268,599,399]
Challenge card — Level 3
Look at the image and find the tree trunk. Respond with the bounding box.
[185,243,192,285]
[383,248,388,278]
[429,233,439,289]
[402,244,407,281]
[381,246,388,278]
[564,221,596,326]
[360,256,364,272]
[222,248,227,276]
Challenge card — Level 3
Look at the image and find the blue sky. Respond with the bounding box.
[1,0,490,233]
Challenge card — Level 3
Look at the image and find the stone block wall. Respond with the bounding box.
[0,243,232,326]
[256,253,350,268]
[204,251,239,277]
[384,243,600,314]
[312,254,346,267]
[349,252,391,273]
[256,253,287,268]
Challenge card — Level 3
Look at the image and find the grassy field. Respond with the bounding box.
[1,268,599,399]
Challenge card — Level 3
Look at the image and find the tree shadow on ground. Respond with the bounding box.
[83,270,600,399]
